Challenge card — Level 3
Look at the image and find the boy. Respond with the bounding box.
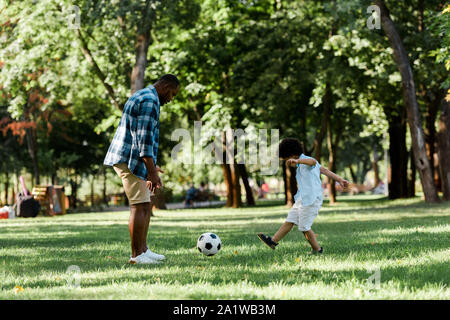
[258,138,349,254]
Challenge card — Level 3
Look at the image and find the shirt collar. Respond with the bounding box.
[147,84,161,106]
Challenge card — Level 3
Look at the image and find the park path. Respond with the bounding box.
[105,200,226,212]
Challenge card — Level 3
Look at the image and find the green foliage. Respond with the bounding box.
[0,0,448,196]
[430,4,450,90]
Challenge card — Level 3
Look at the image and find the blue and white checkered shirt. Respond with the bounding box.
[104,85,160,181]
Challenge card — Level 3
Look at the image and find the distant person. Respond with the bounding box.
[258,138,349,255]
[262,182,269,193]
[199,181,207,192]
[104,74,180,264]
[184,185,198,208]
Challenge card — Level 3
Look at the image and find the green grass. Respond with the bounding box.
[1,195,449,300]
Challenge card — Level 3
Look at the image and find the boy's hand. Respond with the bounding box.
[338,178,349,189]
[286,159,299,167]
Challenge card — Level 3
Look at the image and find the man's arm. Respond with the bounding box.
[320,166,349,188]
[136,99,161,192]
[142,156,162,192]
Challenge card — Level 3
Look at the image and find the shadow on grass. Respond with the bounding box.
[1,198,449,294]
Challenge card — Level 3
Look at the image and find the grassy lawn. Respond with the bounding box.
[1,195,449,300]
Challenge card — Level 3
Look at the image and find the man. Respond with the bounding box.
[104,74,180,264]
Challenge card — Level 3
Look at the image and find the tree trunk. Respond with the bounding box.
[387,114,409,199]
[230,164,242,208]
[51,172,57,185]
[25,127,40,186]
[103,168,108,206]
[418,2,442,192]
[376,0,439,202]
[222,130,233,207]
[408,150,416,197]
[312,83,331,163]
[238,164,255,206]
[4,172,9,205]
[151,188,167,210]
[69,176,78,209]
[424,92,442,190]
[90,175,95,207]
[372,147,380,188]
[131,0,153,94]
[349,165,357,183]
[131,31,152,94]
[437,99,450,200]
[326,115,341,204]
[222,163,233,207]
[327,142,336,204]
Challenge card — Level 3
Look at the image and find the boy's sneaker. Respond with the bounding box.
[144,249,165,261]
[310,247,323,255]
[257,233,278,250]
[129,252,161,264]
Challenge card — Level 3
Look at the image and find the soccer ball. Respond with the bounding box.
[197,232,222,256]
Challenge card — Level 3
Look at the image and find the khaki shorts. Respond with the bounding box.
[113,163,152,205]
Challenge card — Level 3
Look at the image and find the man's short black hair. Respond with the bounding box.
[155,74,180,89]
[279,138,304,159]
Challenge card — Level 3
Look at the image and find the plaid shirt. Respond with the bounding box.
[103,85,160,181]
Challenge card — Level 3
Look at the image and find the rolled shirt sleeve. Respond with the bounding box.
[152,121,159,165]
[137,99,159,163]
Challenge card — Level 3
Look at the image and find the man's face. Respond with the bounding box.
[159,85,180,106]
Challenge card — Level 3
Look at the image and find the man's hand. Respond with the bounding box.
[147,171,162,193]
[142,157,163,192]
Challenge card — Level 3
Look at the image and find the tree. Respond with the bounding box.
[431,4,450,200]
[375,0,440,203]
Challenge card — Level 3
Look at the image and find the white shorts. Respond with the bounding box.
[286,198,322,232]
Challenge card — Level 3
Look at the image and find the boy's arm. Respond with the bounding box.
[286,158,317,167]
[320,166,350,189]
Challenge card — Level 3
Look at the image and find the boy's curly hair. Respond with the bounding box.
[279,138,304,159]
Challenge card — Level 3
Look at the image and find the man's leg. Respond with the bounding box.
[303,229,320,251]
[142,204,152,252]
[272,222,295,243]
[129,202,151,258]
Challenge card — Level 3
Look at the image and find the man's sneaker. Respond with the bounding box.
[129,252,161,264]
[144,249,165,261]
[257,233,278,250]
[310,247,323,255]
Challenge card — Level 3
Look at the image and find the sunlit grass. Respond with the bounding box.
[0,195,449,299]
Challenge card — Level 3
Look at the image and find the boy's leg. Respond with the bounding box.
[303,229,320,251]
[298,199,322,253]
[258,222,294,250]
[272,222,295,243]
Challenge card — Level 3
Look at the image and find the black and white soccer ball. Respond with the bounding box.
[197,232,222,256]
